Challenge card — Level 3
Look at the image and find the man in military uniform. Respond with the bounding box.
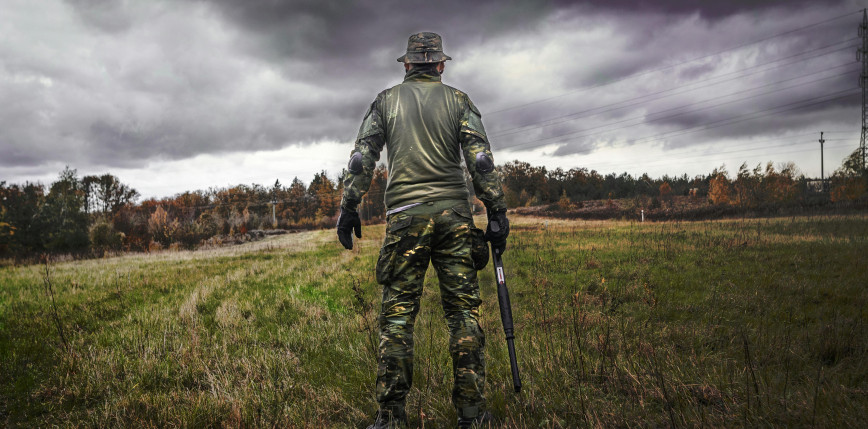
[336,32,509,429]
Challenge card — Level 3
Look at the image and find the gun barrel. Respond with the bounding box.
[507,337,521,392]
[492,247,522,393]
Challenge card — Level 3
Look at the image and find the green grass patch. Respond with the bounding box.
[1,216,867,427]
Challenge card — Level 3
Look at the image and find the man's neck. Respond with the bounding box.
[404,65,442,83]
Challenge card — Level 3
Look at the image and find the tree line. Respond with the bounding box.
[2,149,866,257]
[501,149,866,210]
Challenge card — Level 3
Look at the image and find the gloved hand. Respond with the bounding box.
[336,207,361,250]
[484,209,509,254]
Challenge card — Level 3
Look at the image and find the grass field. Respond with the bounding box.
[1,214,867,428]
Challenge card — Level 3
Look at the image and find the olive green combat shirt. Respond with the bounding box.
[341,67,506,213]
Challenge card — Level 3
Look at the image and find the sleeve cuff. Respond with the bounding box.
[485,200,507,213]
[341,197,360,212]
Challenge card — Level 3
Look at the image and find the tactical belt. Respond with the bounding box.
[386,199,469,216]
[385,202,422,216]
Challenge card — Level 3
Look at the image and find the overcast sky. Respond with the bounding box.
[1,0,864,199]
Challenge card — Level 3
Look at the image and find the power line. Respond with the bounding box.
[564,133,837,169]
[632,89,858,145]
[587,143,854,177]
[493,65,857,148]
[487,9,862,115]
[491,41,857,137]
[613,143,856,175]
[497,88,858,152]
[586,140,855,173]
[859,8,868,172]
[556,137,848,170]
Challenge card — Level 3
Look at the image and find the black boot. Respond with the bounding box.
[457,410,493,428]
[366,409,407,429]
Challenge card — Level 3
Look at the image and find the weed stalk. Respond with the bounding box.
[40,254,70,354]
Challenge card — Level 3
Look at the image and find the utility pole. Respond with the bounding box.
[271,199,277,228]
[819,131,826,192]
[859,9,868,174]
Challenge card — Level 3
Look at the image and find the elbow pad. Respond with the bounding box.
[348,151,363,174]
[476,152,494,174]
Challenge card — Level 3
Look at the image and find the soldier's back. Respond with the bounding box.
[380,76,470,208]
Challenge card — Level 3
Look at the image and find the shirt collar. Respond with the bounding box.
[403,66,442,83]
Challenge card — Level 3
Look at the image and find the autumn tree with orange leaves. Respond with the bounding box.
[830,148,868,202]
[708,168,731,205]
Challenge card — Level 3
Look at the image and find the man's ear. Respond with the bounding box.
[404,63,411,71]
[437,62,445,73]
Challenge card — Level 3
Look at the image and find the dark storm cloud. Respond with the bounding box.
[202,0,844,88]
[203,0,556,59]
[0,0,863,176]
[480,0,862,157]
[580,0,843,19]
[197,0,566,98]
[63,0,136,33]
[2,0,569,170]
[2,0,367,169]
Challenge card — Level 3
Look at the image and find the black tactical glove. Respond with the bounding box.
[484,209,509,254]
[336,207,361,250]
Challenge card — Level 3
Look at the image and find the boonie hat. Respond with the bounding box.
[397,32,452,63]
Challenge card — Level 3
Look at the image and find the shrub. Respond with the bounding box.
[556,191,573,211]
[147,206,179,246]
[89,217,123,251]
[175,219,215,249]
[831,177,868,202]
[659,181,672,199]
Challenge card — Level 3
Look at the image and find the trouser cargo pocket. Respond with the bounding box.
[470,227,489,270]
[376,214,413,284]
[451,202,487,271]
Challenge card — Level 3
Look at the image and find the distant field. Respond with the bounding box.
[1,215,867,427]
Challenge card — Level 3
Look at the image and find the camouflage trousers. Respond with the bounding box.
[374,199,486,420]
